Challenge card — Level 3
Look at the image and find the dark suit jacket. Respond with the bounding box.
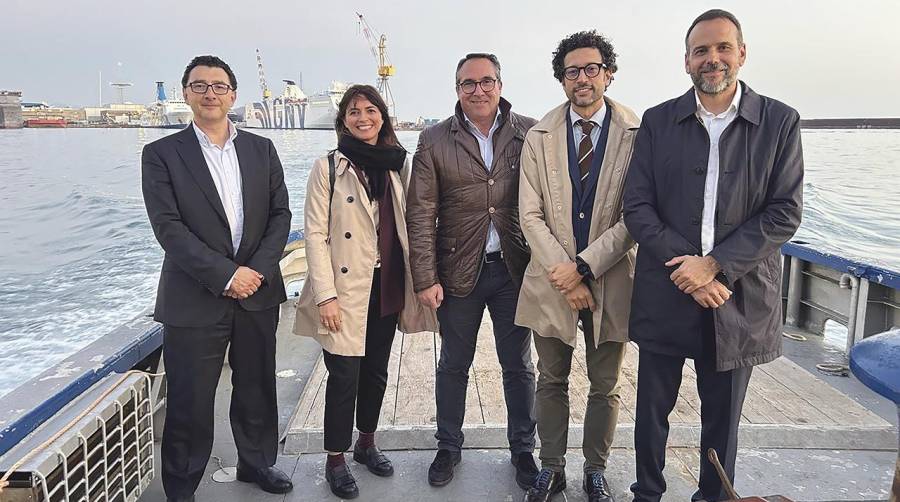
[623,82,803,370]
[141,126,291,327]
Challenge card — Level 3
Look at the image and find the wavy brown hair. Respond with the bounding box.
[335,84,398,147]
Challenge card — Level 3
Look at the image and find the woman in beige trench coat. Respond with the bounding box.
[293,85,436,499]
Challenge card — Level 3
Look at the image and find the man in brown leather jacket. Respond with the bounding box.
[406,52,539,490]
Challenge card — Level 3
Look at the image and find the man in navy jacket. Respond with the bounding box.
[623,10,803,501]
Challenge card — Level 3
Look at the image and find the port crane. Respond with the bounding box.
[356,13,396,123]
[256,48,272,100]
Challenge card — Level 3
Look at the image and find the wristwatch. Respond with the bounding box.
[575,257,595,281]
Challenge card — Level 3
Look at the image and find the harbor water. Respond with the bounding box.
[0,128,898,398]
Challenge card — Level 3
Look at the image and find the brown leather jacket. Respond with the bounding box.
[407,98,537,297]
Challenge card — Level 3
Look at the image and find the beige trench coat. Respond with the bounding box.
[294,150,437,356]
[516,98,640,348]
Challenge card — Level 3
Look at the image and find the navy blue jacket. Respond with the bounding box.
[623,82,803,370]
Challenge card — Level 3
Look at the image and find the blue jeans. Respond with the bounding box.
[434,260,536,454]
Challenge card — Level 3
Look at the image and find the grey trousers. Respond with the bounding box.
[533,310,625,472]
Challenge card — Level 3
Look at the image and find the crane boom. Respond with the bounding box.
[355,13,396,122]
[256,48,272,100]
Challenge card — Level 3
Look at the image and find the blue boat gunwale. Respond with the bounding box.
[782,241,900,289]
[1,236,895,463]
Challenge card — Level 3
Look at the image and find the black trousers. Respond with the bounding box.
[631,312,753,502]
[435,260,536,454]
[161,303,279,499]
[322,269,398,452]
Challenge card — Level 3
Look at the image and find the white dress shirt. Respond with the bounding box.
[695,83,742,256]
[464,109,502,254]
[569,102,607,152]
[193,121,244,290]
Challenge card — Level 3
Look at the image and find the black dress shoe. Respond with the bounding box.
[428,449,461,487]
[511,451,539,490]
[235,463,294,494]
[353,442,394,477]
[583,471,613,502]
[325,462,359,499]
[524,468,566,502]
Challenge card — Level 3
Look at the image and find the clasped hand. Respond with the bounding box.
[225,266,263,299]
[548,261,582,293]
[666,255,731,308]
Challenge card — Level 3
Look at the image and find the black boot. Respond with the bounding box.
[524,468,566,502]
[325,461,359,499]
[353,441,394,477]
[428,449,461,487]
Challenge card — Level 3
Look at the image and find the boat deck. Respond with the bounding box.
[140,301,899,501]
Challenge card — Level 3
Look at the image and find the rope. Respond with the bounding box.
[816,363,849,376]
[0,369,165,493]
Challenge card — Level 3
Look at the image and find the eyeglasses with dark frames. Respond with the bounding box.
[563,63,608,81]
[456,78,499,94]
[188,82,233,95]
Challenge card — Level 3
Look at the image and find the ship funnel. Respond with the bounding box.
[156,81,167,101]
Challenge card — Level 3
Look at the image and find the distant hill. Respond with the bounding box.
[801,118,900,129]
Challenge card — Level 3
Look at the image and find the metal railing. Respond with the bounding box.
[782,241,900,353]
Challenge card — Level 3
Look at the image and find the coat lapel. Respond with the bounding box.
[233,131,262,260]
[336,152,377,229]
[589,114,624,238]
[175,127,230,229]
[542,106,574,239]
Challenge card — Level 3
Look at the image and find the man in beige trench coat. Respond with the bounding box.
[517,31,639,502]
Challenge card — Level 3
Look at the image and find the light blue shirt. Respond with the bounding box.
[193,121,243,291]
[463,110,502,254]
[569,102,607,152]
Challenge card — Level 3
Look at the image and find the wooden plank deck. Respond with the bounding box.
[284,314,894,454]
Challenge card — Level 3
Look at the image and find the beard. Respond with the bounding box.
[569,84,602,107]
[691,62,737,95]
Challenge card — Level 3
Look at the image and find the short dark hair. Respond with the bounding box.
[181,55,237,90]
[455,53,502,83]
[335,84,400,147]
[551,30,618,83]
[685,9,744,50]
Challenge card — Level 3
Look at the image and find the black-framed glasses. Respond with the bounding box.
[456,78,499,94]
[188,82,233,95]
[563,63,608,81]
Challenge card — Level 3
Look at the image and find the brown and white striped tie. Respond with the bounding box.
[577,119,595,189]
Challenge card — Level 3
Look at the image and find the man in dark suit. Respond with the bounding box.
[623,10,803,502]
[141,55,292,502]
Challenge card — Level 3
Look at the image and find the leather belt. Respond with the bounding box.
[484,251,503,263]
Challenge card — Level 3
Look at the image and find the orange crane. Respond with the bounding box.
[356,13,396,123]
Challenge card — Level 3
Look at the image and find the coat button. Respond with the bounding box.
[695,166,705,175]
[557,205,562,210]
[488,207,496,214]
[691,217,700,225]
[340,266,349,273]
[347,196,355,203]
[451,247,455,252]
[345,232,352,239]
[488,179,495,186]
[563,240,569,246]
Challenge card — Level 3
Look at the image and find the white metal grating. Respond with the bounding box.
[0,373,155,502]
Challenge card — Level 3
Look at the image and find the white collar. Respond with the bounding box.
[569,101,607,129]
[192,120,237,148]
[463,108,501,136]
[695,81,742,118]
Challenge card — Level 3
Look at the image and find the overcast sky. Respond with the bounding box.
[4,0,899,121]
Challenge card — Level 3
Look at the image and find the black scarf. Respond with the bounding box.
[337,135,406,200]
